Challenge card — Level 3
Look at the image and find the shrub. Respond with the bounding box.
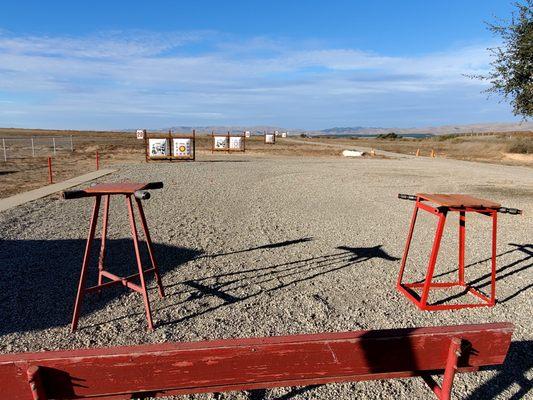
[376,132,401,139]
[507,138,533,154]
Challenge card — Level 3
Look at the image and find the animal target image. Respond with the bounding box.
[214,136,228,150]
[173,138,192,157]
[148,138,169,156]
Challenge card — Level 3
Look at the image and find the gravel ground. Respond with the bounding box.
[0,153,532,399]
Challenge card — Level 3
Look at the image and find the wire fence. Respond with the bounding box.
[1,136,75,161]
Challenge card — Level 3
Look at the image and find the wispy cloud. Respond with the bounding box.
[0,30,508,129]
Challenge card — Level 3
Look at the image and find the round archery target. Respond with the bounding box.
[229,136,242,149]
[173,138,192,157]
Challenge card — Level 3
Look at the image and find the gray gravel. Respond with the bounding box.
[0,153,532,399]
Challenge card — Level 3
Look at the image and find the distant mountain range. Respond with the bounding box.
[147,121,533,136]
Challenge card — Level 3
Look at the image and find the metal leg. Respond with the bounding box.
[27,366,47,400]
[97,195,110,288]
[71,195,101,332]
[491,211,498,305]
[420,210,447,307]
[126,195,154,331]
[422,338,462,400]
[458,211,466,285]
[135,198,165,298]
[397,203,419,287]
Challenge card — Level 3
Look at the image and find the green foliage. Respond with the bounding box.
[474,1,533,118]
[376,132,401,139]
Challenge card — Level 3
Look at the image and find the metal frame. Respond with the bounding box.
[144,130,196,162]
[397,196,498,310]
[12,322,514,400]
[211,131,246,153]
[71,192,165,332]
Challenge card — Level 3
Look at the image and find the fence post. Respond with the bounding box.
[31,137,35,157]
[48,157,53,184]
[52,137,56,156]
[96,151,100,170]
[70,135,74,151]
[2,138,6,162]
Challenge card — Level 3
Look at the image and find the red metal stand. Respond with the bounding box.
[397,194,501,310]
[63,182,165,331]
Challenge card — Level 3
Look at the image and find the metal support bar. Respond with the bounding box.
[421,338,462,400]
[398,193,417,201]
[27,366,47,400]
[71,196,101,332]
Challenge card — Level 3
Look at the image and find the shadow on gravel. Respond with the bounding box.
[466,340,533,400]
[0,239,202,335]
[428,243,532,306]
[201,237,314,259]
[247,385,322,400]
[158,244,399,327]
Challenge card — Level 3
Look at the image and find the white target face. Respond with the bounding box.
[173,138,192,157]
[214,136,228,149]
[265,134,275,143]
[149,138,169,156]
[229,137,242,149]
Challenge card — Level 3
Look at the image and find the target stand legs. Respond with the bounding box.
[71,194,165,332]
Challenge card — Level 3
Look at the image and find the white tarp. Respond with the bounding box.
[342,149,365,157]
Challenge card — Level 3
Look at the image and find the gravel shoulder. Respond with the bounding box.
[0,153,531,399]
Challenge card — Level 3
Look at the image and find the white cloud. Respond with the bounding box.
[0,30,507,129]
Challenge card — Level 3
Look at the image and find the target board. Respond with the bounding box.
[229,136,243,150]
[144,131,196,161]
[173,138,192,157]
[265,133,275,144]
[149,138,169,157]
[214,136,229,150]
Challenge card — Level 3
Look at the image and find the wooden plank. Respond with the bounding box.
[0,323,513,399]
[417,193,501,209]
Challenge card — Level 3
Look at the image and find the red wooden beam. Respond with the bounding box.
[0,323,513,400]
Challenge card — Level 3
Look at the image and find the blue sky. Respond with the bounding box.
[0,1,522,130]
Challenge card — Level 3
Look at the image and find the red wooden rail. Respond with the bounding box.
[0,323,513,400]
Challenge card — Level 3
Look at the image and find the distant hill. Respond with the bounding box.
[132,121,533,136]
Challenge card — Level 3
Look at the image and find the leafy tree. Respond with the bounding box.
[475,1,532,118]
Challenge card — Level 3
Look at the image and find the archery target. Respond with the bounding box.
[149,138,169,156]
[229,136,243,149]
[173,138,192,157]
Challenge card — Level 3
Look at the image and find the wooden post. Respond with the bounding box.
[96,151,100,170]
[416,148,420,157]
[2,138,6,162]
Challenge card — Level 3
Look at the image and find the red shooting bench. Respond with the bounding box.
[397,193,521,310]
[0,322,513,400]
[61,182,165,332]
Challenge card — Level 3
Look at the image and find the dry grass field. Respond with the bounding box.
[0,128,531,199]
